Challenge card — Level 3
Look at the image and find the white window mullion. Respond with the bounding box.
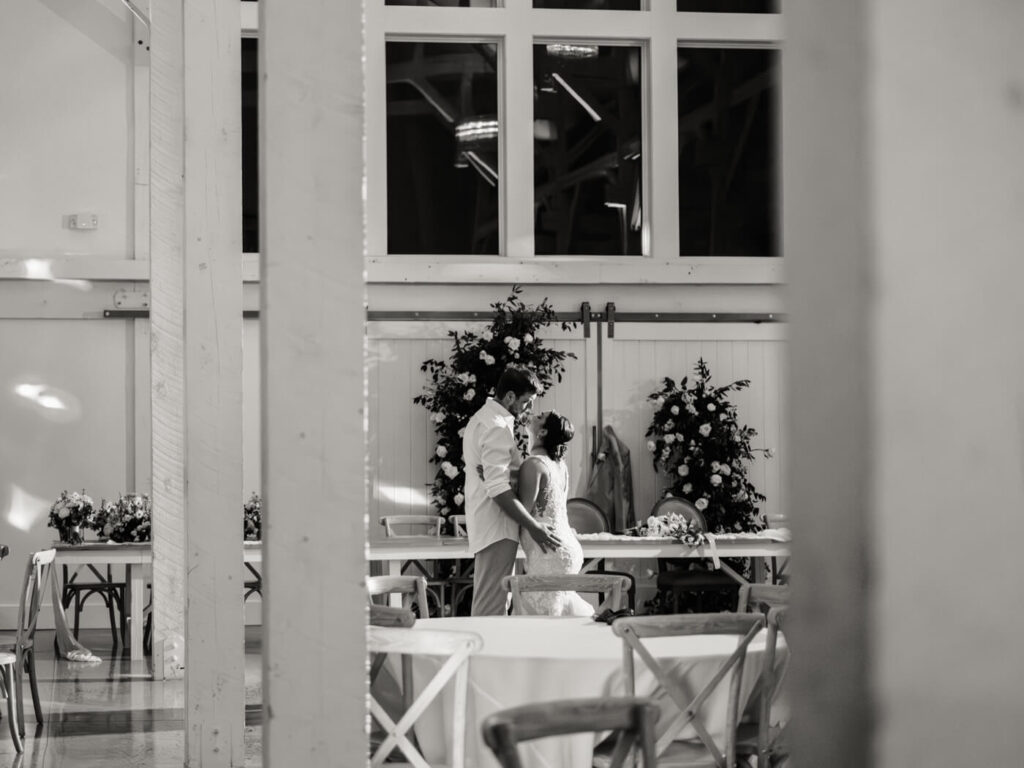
[503,0,534,259]
[648,1,680,260]
[366,1,388,257]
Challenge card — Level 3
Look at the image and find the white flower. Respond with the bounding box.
[523,333,533,343]
[733,434,742,442]
[711,461,721,471]
[710,474,722,486]
[457,372,471,385]
[675,433,684,442]
[677,464,689,477]
[504,336,521,351]
[468,374,476,383]
[440,461,459,479]
[661,448,671,460]
[664,420,675,431]
[720,413,728,421]
[655,396,665,407]
[58,508,70,519]
[464,388,476,401]
[682,483,692,494]
[699,423,712,437]
[484,354,496,366]
[453,493,465,506]
[432,411,446,423]
[670,405,680,416]
[647,440,657,452]
[707,403,716,412]
[664,434,675,445]
[720,465,731,476]
[435,445,448,458]
[695,498,709,511]
[482,330,493,341]
[687,404,699,415]
[479,350,489,361]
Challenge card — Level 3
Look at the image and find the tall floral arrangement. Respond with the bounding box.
[646,358,772,534]
[414,286,575,520]
[96,493,152,543]
[243,492,262,541]
[48,490,96,545]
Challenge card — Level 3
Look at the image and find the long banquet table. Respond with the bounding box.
[393,615,783,768]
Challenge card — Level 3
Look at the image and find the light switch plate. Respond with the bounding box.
[67,213,99,230]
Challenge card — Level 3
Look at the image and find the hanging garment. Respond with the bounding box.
[584,425,636,533]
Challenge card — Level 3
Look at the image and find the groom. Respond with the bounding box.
[463,365,562,615]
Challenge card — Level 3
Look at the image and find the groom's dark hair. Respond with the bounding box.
[495,365,541,399]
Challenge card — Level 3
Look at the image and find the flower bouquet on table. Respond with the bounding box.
[634,512,706,547]
[243,492,261,541]
[96,493,152,543]
[48,490,96,545]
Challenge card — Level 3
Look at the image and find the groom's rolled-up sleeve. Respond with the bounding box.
[480,424,515,498]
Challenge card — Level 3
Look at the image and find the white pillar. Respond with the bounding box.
[785,1,1024,766]
[259,0,368,764]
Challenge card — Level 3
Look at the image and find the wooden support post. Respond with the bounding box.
[260,0,368,763]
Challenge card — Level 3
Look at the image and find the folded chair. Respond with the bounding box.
[0,548,57,737]
[502,573,631,615]
[483,697,660,768]
[611,612,765,767]
[367,625,482,768]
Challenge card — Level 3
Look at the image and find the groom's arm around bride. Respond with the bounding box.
[462,366,562,616]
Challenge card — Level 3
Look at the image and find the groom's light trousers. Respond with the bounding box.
[471,538,518,616]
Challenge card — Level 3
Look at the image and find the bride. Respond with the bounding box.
[516,410,594,617]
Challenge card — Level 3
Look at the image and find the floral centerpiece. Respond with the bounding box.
[414,285,575,523]
[243,492,261,541]
[48,490,96,545]
[635,512,706,547]
[96,493,152,543]
[645,358,772,534]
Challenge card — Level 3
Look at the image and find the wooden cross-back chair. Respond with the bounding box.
[651,497,740,612]
[379,515,448,616]
[367,625,482,768]
[611,613,765,767]
[502,574,631,615]
[566,498,637,611]
[736,584,790,615]
[482,697,661,768]
[0,548,57,738]
[736,607,789,768]
[0,545,22,752]
[367,575,430,616]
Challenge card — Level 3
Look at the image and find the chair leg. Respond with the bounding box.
[107,591,120,648]
[2,666,21,753]
[26,649,42,726]
[14,648,25,738]
[73,593,82,639]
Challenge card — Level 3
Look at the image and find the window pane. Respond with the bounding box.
[242,38,258,253]
[385,0,499,6]
[386,42,500,255]
[678,48,778,256]
[534,1,641,9]
[677,0,777,12]
[534,44,642,256]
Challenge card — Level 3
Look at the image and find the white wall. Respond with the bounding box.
[0,0,134,258]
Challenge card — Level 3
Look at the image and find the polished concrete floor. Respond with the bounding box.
[0,628,263,767]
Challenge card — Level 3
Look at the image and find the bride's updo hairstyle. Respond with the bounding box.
[541,411,575,461]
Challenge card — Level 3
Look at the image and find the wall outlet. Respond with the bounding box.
[67,213,99,230]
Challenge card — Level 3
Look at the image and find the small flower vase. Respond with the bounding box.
[65,524,84,546]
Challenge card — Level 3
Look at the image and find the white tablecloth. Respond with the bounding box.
[402,615,779,768]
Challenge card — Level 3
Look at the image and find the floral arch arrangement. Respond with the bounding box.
[414,286,575,521]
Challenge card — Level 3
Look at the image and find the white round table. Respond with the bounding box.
[402,615,775,768]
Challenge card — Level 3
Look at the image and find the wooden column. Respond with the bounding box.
[150,0,245,764]
[260,0,368,764]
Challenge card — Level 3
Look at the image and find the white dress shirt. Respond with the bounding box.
[462,398,523,554]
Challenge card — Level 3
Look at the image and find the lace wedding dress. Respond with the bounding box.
[518,455,595,617]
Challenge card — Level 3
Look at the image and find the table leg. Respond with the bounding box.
[126,564,146,661]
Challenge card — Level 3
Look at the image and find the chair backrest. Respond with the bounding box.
[366,575,429,615]
[367,626,482,768]
[17,548,56,647]
[451,514,468,537]
[502,573,630,614]
[380,515,444,538]
[566,498,608,534]
[482,697,660,768]
[737,583,790,613]
[612,612,765,766]
[368,604,417,628]
[650,496,708,531]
